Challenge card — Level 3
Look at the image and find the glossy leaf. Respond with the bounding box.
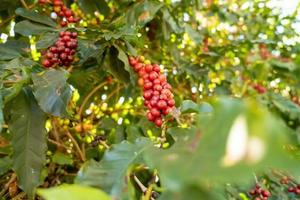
[32,69,72,117]
[37,184,111,200]
[8,87,47,199]
[36,32,58,49]
[107,46,131,83]
[75,138,152,198]
[15,8,57,27]
[0,44,21,60]
[14,20,55,36]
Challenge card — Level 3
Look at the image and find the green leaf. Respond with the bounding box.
[8,87,47,199]
[14,20,56,36]
[77,39,106,64]
[271,94,300,120]
[32,69,72,117]
[0,156,12,176]
[107,46,130,83]
[0,44,21,60]
[185,24,204,45]
[36,32,58,49]
[52,152,73,165]
[0,93,3,133]
[144,98,300,196]
[77,0,110,16]
[15,8,57,27]
[126,0,163,27]
[161,8,182,34]
[75,138,152,198]
[37,184,111,200]
[269,59,296,71]
[180,100,213,114]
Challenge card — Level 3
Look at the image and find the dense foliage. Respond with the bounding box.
[1,0,300,199]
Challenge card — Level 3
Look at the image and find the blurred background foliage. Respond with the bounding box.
[1,0,300,199]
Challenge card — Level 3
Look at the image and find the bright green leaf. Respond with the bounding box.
[52,152,73,165]
[37,184,111,200]
[75,138,152,198]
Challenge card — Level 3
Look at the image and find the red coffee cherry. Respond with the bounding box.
[41,31,78,68]
[128,56,176,127]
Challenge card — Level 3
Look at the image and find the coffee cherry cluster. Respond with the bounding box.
[128,56,175,127]
[252,83,267,94]
[41,31,77,68]
[38,0,80,27]
[287,185,300,195]
[249,184,271,200]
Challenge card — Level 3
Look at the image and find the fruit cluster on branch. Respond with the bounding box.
[249,184,271,200]
[42,31,78,68]
[38,0,80,27]
[129,56,175,127]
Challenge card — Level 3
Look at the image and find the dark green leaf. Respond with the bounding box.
[0,44,21,60]
[0,93,3,133]
[8,87,47,199]
[15,8,57,27]
[75,138,152,198]
[36,32,58,49]
[77,0,110,16]
[14,20,56,36]
[32,69,72,117]
[37,184,111,200]
[0,156,12,176]
[107,46,130,83]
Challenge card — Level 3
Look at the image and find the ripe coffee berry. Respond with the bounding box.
[41,31,78,68]
[249,184,271,200]
[38,0,80,27]
[128,56,175,127]
[287,184,300,195]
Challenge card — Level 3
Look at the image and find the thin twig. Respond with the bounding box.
[48,139,67,150]
[133,174,147,193]
[99,140,110,149]
[51,120,61,143]
[20,0,29,9]
[78,81,109,120]
[65,131,85,161]
[0,174,17,197]
[11,192,26,200]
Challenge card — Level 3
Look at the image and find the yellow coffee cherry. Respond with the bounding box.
[139,56,145,62]
[144,60,151,65]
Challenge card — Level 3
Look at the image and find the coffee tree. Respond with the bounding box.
[1,0,300,199]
